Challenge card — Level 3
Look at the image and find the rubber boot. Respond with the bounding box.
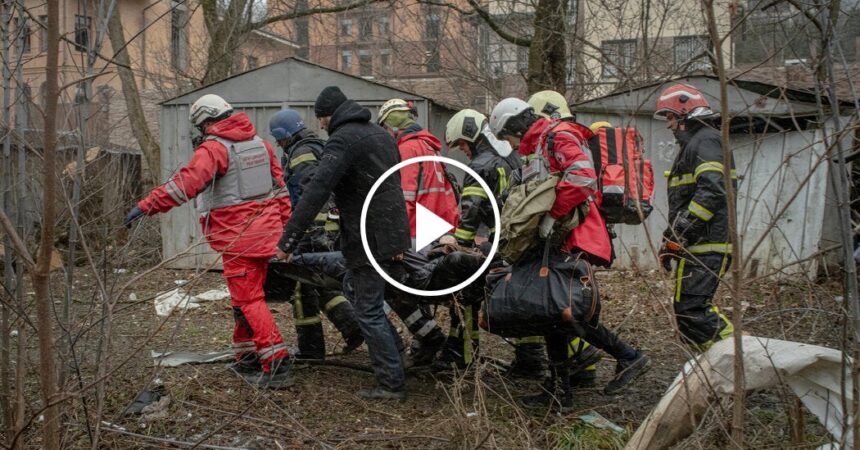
[293,284,326,360]
[405,327,445,368]
[520,362,572,411]
[324,295,364,353]
[295,323,326,360]
[506,340,546,379]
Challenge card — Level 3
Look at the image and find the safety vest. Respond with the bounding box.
[196,136,275,213]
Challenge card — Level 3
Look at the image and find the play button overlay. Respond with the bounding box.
[415,203,455,251]
[361,155,500,297]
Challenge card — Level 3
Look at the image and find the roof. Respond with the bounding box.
[161,57,457,111]
[575,74,855,118]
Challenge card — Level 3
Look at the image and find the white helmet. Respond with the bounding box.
[489,98,532,138]
[445,109,486,145]
[189,94,233,128]
[377,98,412,125]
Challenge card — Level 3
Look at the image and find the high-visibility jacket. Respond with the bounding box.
[138,112,290,257]
[518,118,612,266]
[665,120,737,255]
[453,139,518,245]
[396,128,460,237]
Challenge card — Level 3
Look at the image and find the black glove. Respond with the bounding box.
[665,210,697,245]
[124,206,145,228]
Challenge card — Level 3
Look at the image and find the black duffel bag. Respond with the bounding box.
[480,247,600,338]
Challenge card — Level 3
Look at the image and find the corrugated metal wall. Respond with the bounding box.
[577,112,837,275]
[160,98,448,269]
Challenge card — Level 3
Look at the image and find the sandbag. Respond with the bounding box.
[480,251,600,338]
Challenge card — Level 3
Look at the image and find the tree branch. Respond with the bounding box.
[245,0,388,32]
[418,0,532,47]
[0,208,34,271]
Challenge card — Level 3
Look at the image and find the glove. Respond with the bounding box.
[124,206,145,228]
[666,210,696,244]
[659,240,682,272]
[538,214,557,239]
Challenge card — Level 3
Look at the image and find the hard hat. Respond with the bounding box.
[528,90,573,120]
[445,109,486,145]
[654,84,711,120]
[269,109,306,141]
[489,98,532,138]
[377,98,412,125]
[589,121,612,133]
[189,94,233,128]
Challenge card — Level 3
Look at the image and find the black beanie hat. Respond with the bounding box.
[314,86,347,117]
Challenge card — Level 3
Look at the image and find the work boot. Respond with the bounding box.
[356,386,406,401]
[520,363,573,411]
[239,358,294,390]
[295,324,326,360]
[228,352,261,375]
[404,329,446,369]
[568,344,601,388]
[569,369,597,389]
[604,352,650,395]
[506,343,546,379]
[325,298,364,353]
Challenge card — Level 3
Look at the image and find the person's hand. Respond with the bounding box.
[538,214,557,239]
[659,240,682,272]
[276,248,291,262]
[124,206,145,228]
[391,253,404,262]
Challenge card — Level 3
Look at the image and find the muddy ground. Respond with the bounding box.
[9,255,846,449]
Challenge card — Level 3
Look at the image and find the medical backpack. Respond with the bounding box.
[587,127,655,224]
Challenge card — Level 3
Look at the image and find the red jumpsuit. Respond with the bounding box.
[138,112,291,372]
[518,118,612,266]
[397,129,460,238]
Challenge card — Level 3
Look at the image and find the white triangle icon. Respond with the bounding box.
[415,203,455,251]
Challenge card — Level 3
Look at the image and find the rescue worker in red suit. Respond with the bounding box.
[375,98,456,368]
[489,98,649,410]
[124,94,292,388]
[654,83,735,351]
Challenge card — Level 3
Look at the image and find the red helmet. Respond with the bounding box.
[654,84,711,119]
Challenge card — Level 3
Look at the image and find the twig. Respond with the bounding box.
[100,424,251,450]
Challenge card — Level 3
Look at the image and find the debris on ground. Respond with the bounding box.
[154,288,200,316]
[123,386,166,416]
[580,411,625,434]
[151,350,234,367]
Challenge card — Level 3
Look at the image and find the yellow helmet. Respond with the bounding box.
[589,121,612,133]
[378,98,412,125]
[527,90,573,120]
[445,109,486,145]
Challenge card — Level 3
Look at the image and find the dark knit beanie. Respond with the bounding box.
[314,86,347,117]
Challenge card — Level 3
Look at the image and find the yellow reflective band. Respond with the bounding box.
[314,213,328,222]
[324,221,339,232]
[462,186,489,199]
[295,316,322,326]
[674,258,685,302]
[694,161,724,178]
[454,228,476,241]
[497,167,509,194]
[663,170,671,178]
[516,336,544,345]
[289,152,316,169]
[688,200,714,221]
[324,295,349,312]
[669,173,695,187]
[686,243,732,254]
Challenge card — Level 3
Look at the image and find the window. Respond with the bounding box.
[39,15,47,51]
[601,39,636,78]
[74,15,91,52]
[341,50,353,71]
[487,40,519,76]
[425,13,441,41]
[15,17,31,53]
[426,49,440,72]
[340,18,353,36]
[379,48,391,69]
[170,2,188,71]
[673,35,710,71]
[359,17,372,39]
[359,49,372,76]
[378,16,389,35]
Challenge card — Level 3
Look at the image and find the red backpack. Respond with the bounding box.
[587,127,654,224]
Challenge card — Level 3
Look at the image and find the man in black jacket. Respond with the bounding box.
[655,83,735,351]
[266,108,363,359]
[277,86,411,400]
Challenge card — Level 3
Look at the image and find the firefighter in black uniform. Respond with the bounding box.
[266,109,363,358]
[654,84,735,351]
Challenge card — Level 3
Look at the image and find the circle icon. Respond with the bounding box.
[360,155,500,297]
